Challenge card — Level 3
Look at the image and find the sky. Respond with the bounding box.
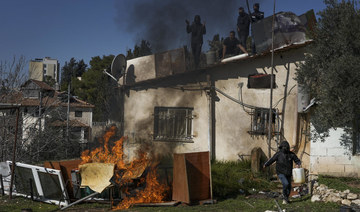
[0,0,327,73]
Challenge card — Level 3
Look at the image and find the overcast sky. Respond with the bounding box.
[0,0,327,70]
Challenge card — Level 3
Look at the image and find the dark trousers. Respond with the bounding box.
[238,33,248,53]
[278,174,292,201]
[191,42,202,68]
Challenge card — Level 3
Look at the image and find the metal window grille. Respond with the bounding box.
[153,107,193,142]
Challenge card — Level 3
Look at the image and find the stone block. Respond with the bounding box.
[342,199,351,206]
[311,195,321,202]
[347,193,357,200]
[352,199,360,205]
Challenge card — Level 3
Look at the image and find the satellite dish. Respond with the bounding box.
[111,54,126,80]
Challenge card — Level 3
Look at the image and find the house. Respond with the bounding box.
[119,43,312,170]
[0,79,94,145]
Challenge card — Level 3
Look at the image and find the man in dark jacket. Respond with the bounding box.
[186,15,206,68]
[237,7,250,49]
[222,31,248,59]
[263,141,301,204]
[251,3,264,54]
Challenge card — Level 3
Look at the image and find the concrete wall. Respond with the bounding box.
[123,47,310,165]
[309,127,360,177]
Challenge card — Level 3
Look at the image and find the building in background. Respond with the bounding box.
[29,57,60,90]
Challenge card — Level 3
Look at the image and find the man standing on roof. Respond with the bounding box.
[186,15,206,69]
[237,7,250,50]
[251,3,264,54]
[222,31,248,60]
[263,140,301,205]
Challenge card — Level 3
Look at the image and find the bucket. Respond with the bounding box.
[206,51,216,65]
[292,168,305,183]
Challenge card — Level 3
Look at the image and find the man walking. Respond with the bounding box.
[186,15,206,69]
[263,141,301,204]
[237,7,250,50]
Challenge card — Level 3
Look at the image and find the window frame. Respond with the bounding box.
[74,111,83,118]
[153,107,194,142]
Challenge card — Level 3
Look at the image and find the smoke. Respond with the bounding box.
[115,0,249,53]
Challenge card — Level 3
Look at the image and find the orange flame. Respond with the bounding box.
[80,126,169,210]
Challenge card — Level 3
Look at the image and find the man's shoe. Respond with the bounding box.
[282,199,289,204]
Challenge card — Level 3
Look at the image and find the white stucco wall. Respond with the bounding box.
[123,47,310,163]
[310,127,360,177]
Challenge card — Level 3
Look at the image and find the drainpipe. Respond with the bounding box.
[207,75,216,161]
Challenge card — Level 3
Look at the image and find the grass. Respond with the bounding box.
[0,194,341,212]
[318,175,360,194]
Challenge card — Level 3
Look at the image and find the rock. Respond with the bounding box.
[341,199,352,206]
[339,192,347,198]
[343,189,350,194]
[347,193,357,200]
[352,199,360,205]
[311,195,321,202]
[313,182,319,188]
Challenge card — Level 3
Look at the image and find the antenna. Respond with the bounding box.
[111,54,127,80]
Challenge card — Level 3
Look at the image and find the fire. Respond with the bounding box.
[80,126,169,210]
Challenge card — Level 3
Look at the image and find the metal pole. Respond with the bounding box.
[9,107,20,199]
[280,63,290,141]
[0,174,4,196]
[66,83,70,158]
[267,0,276,159]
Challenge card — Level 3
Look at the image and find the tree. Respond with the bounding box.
[295,0,360,145]
[72,55,115,121]
[60,58,87,92]
[126,40,152,60]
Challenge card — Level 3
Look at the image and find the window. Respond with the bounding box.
[154,107,193,142]
[247,74,276,89]
[75,111,82,117]
[249,108,276,135]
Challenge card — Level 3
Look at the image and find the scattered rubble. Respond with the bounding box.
[312,182,360,207]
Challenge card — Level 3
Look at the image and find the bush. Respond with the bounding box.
[211,160,276,199]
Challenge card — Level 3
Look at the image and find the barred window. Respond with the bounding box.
[154,107,193,142]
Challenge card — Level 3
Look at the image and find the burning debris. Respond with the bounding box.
[80,126,169,210]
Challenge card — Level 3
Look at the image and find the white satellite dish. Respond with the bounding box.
[111,54,126,80]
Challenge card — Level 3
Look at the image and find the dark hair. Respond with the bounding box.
[254,3,260,8]
[230,31,235,34]
[239,7,244,10]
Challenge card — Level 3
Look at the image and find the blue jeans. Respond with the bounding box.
[278,174,292,201]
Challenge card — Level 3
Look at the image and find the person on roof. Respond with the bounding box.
[251,3,265,54]
[186,15,206,69]
[222,31,248,59]
[263,140,301,205]
[237,7,250,49]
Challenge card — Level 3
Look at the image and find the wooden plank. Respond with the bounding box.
[134,201,180,207]
[172,153,189,203]
[185,152,211,202]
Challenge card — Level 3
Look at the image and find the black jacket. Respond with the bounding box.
[187,22,206,44]
[264,141,301,176]
[251,10,264,23]
[237,12,250,35]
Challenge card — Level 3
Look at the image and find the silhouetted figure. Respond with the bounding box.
[237,7,250,49]
[222,31,248,59]
[251,3,264,54]
[263,141,301,205]
[186,15,206,68]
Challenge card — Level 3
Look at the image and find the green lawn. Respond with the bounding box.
[0,194,341,212]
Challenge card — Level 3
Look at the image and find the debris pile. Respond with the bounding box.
[80,126,169,209]
[311,182,360,207]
